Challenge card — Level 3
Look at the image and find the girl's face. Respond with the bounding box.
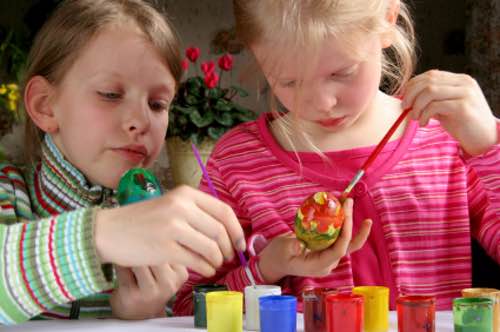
[253,33,384,138]
[50,25,176,188]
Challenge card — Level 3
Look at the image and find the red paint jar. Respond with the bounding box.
[396,295,435,332]
[303,287,338,332]
[325,293,364,332]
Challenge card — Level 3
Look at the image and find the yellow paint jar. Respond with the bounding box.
[352,286,389,332]
[206,290,243,332]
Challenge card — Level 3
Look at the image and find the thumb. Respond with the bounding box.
[288,238,305,256]
[347,218,372,254]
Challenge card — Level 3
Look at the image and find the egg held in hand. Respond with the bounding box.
[294,192,345,251]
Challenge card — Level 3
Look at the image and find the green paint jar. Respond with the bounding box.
[193,284,227,328]
[453,297,493,332]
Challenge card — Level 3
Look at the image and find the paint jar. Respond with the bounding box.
[303,287,338,332]
[324,293,364,332]
[396,295,435,332]
[206,291,243,332]
[352,286,389,332]
[461,288,500,332]
[453,297,493,332]
[244,285,282,330]
[193,284,227,328]
[259,295,297,332]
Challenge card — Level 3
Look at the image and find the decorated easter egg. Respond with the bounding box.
[295,192,344,251]
[117,168,162,205]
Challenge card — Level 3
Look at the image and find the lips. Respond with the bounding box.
[317,116,346,127]
[113,145,148,163]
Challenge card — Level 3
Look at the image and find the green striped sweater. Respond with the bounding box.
[0,135,115,325]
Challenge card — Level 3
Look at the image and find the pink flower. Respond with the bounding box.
[201,61,216,75]
[185,47,200,62]
[218,54,233,71]
[181,58,189,71]
[204,71,219,89]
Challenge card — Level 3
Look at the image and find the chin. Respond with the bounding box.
[89,171,122,189]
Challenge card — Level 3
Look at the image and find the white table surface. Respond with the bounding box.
[0,311,454,332]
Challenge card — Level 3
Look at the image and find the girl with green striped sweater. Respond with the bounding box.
[0,0,245,325]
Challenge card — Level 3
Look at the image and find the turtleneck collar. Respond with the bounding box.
[26,135,116,218]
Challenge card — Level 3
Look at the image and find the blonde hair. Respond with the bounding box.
[234,0,416,158]
[22,0,182,164]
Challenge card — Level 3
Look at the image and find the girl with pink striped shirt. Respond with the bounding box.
[174,0,499,313]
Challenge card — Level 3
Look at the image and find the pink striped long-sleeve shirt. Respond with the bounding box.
[173,113,500,314]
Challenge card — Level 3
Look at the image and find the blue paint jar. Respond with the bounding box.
[259,295,297,332]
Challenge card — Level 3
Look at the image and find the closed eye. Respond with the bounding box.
[280,80,298,89]
[332,64,359,78]
[97,91,122,100]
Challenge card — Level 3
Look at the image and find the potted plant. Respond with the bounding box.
[166,46,257,187]
[0,27,28,163]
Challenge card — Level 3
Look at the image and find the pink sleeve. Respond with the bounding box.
[464,120,500,263]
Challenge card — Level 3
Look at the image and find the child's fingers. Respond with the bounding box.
[171,263,189,285]
[187,187,246,252]
[337,198,353,248]
[174,222,224,269]
[405,85,468,121]
[347,219,372,254]
[418,99,457,127]
[316,198,353,266]
[115,266,136,290]
[283,235,306,257]
[150,264,172,289]
[151,263,187,295]
[132,266,157,292]
[185,206,235,262]
[170,241,216,277]
[404,70,467,95]
[402,70,469,109]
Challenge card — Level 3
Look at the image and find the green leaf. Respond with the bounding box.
[186,76,203,87]
[214,112,234,127]
[230,85,249,97]
[207,88,224,99]
[185,77,203,97]
[208,126,227,140]
[214,99,232,112]
[233,103,250,112]
[189,109,214,127]
[190,132,203,145]
[185,94,199,106]
[171,105,196,115]
[235,109,258,122]
[177,114,188,126]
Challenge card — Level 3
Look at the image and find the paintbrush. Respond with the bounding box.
[191,142,256,286]
[339,108,412,202]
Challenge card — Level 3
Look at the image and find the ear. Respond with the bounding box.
[381,0,400,48]
[24,76,59,134]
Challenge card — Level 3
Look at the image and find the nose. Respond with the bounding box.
[123,101,151,136]
[310,83,337,114]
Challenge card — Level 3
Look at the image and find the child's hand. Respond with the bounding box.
[110,263,188,320]
[94,185,246,277]
[258,198,372,283]
[402,70,498,156]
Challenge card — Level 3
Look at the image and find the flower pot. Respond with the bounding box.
[166,136,216,188]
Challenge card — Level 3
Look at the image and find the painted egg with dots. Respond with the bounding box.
[294,192,345,251]
[117,168,162,205]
